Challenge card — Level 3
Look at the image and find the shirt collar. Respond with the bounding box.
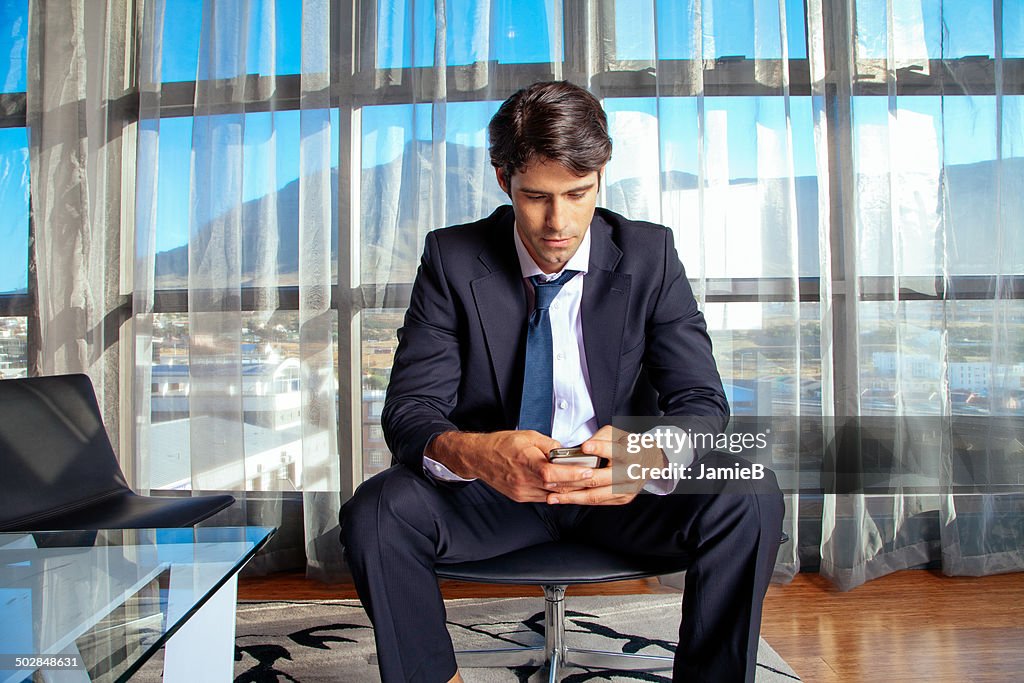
[513,224,591,282]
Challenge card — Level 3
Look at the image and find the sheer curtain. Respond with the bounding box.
[26,0,139,670]
[25,0,1021,584]
[816,0,1024,589]
[593,1,809,582]
[27,0,129,441]
[360,0,1022,588]
[133,0,341,577]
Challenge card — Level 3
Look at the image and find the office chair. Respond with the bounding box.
[365,540,683,677]
[434,533,790,681]
[0,374,234,531]
[434,541,684,679]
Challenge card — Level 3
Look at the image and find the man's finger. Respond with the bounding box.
[580,426,631,461]
[543,467,614,491]
[580,437,614,459]
[546,485,637,506]
[535,460,595,485]
[543,461,645,491]
[513,488,564,503]
[522,430,563,453]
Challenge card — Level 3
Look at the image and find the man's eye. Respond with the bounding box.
[526,195,547,201]
[568,193,586,200]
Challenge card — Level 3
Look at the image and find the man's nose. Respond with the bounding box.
[546,198,568,230]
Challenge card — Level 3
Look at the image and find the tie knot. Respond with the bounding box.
[530,270,578,310]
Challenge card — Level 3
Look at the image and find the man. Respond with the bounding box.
[341,81,784,683]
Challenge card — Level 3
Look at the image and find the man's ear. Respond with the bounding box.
[495,167,511,195]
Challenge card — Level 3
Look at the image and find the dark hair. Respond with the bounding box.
[488,81,612,182]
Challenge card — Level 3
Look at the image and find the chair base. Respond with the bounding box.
[453,647,675,679]
[369,583,675,682]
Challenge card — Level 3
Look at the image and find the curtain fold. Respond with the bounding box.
[27,0,128,440]
[298,0,343,579]
[27,0,133,669]
[937,2,1024,577]
[132,0,163,494]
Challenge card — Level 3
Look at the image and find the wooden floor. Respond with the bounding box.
[238,569,1024,682]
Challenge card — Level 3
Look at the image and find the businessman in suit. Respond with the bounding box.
[341,81,784,683]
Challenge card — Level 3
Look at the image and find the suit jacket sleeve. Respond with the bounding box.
[381,231,462,471]
[645,228,729,430]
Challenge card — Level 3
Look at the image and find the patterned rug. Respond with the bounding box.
[135,595,800,682]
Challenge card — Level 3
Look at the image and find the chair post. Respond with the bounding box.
[542,585,567,665]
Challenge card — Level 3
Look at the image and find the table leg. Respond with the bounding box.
[162,575,238,682]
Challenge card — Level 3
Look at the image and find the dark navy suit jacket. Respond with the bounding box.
[381,205,729,471]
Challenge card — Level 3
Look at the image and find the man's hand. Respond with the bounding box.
[427,430,597,503]
[545,425,666,506]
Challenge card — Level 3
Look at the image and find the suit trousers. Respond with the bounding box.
[340,451,785,683]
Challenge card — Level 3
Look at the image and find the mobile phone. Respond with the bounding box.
[548,446,606,469]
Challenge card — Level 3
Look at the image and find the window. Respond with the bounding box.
[159,0,303,83]
[137,0,836,488]
[0,1,28,94]
[376,0,562,68]
[147,310,339,490]
[0,1,30,373]
[0,317,28,379]
[7,0,1005,492]
[0,128,28,295]
[613,0,808,61]
[153,111,341,290]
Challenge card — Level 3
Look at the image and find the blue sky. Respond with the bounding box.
[615,0,808,60]
[1,0,1022,292]
[377,0,560,67]
[0,127,28,293]
[160,0,302,82]
[154,110,340,253]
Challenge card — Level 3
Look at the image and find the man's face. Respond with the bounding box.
[496,159,602,274]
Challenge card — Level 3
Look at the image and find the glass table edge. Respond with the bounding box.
[113,525,277,683]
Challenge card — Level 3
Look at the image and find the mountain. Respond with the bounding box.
[156,142,1019,288]
[943,157,1024,275]
[154,167,338,288]
[155,140,506,288]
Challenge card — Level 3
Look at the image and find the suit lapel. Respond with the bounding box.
[582,216,629,427]
[471,212,527,426]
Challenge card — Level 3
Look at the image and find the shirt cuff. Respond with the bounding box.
[640,425,697,495]
[422,455,477,483]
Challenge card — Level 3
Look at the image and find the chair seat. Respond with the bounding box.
[435,541,690,585]
[0,491,235,532]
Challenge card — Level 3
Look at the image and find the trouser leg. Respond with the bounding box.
[339,465,555,683]
[566,451,785,683]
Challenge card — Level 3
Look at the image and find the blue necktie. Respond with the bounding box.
[518,270,579,435]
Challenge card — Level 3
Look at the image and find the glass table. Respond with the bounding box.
[0,526,275,683]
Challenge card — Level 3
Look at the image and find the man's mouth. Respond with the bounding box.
[543,237,573,248]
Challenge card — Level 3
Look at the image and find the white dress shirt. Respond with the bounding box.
[513,226,598,447]
[422,223,692,494]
